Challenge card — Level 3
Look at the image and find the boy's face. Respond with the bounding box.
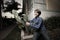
[34,11,39,17]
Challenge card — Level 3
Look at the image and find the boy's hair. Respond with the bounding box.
[35,9,41,16]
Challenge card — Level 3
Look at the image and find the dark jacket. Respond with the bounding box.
[30,17,46,32]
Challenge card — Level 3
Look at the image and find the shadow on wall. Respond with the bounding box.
[44,16,60,40]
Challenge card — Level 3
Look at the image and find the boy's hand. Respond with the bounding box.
[26,22,30,26]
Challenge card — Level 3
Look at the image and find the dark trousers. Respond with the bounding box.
[33,32,41,40]
[33,27,50,40]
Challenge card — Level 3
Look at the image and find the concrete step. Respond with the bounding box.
[22,35,33,40]
[21,30,33,40]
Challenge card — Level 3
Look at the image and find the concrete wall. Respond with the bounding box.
[46,0,60,11]
[28,0,60,20]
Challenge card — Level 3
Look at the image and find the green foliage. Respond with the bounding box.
[44,17,60,30]
[44,17,60,40]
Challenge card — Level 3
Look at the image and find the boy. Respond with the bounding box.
[26,9,50,40]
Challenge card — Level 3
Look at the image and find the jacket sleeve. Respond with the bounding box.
[30,18,43,29]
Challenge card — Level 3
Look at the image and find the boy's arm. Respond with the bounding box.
[30,18,43,29]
